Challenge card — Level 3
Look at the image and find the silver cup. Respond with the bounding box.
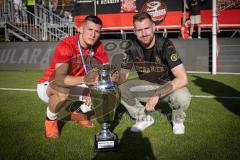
[89,66,120,152]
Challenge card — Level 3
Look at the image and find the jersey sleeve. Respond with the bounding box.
[53,41,73,64]
[162,39,182,69]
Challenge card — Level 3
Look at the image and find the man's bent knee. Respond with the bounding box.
[47,82,70,102]
[170,87,191,111]
[119,83,136,106]
[57,92,70,102]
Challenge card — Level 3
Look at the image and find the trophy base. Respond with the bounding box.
[94,135,118,152]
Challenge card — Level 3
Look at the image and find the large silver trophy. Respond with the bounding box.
[89,65,120,152]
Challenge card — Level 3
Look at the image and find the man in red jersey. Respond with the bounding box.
[180,19,190,40]
[37,15,109,139]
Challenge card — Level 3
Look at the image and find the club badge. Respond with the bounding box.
[120,0,137,13]
[170,53,179,62]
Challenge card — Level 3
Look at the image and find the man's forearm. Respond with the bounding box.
[55,68,99,87]
[154,83,174,98]
[55,75,85,87]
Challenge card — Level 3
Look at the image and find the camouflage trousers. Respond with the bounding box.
[119,79,191,123]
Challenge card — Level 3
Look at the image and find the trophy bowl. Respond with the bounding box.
[89,66,120,152]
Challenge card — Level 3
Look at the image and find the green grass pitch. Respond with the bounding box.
[0,71,240,160]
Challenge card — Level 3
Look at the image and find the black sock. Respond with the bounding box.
[46,117,56,121]
[74,109,84,114]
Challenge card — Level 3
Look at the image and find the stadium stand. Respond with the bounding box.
[0,0,240,41]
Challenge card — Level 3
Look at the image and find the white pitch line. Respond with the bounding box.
[0,88,36,92]
[0,87,240,100]
[192,95,240,99]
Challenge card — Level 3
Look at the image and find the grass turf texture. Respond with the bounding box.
[0,71,240,160]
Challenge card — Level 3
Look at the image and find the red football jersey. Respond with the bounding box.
[181,24,189,40]
[38,34,109,83]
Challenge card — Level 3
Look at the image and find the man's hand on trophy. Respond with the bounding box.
[111,67,130,85]
[84,68,99,85]
[110,67,120,84]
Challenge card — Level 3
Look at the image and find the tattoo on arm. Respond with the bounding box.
[154,83,173,98]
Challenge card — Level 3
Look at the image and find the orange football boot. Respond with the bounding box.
[71,111,96,128]
[45,120,60,139]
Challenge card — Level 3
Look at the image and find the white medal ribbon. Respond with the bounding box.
[78,39,94,74]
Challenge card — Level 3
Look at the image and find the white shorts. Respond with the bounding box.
[37,81,89,103]
[37,81,50,103]
[190,15,201,25]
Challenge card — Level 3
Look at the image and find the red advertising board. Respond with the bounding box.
[59,0,240,31]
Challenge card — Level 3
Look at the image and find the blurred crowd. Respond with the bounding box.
[13,0,74,24]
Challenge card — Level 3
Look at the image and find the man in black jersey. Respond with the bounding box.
[118,12,191,134]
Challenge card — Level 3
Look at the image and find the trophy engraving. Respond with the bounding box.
[89,65,120,152]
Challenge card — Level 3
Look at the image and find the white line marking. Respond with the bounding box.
[0,88,36,92]
[192,95,240,99]
[0,87,240,99]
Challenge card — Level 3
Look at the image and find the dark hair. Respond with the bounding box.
[83,15,103,26]
[133,12,153,24]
